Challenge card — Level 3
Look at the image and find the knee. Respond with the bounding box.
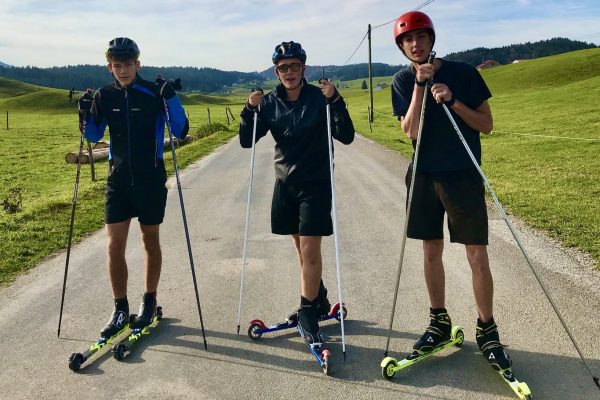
[107,239,126,260]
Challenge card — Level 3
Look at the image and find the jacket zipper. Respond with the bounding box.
[125,88,133,187]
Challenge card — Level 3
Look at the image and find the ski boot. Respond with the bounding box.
[132,292,157,330]
[100,298,130,339]
[476,318,532,399]
[476,318,512,371]
[407,308,452,360]
[297,296,325,350]
[286,280,331,324]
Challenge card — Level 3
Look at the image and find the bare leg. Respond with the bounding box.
[466,244,494,322]
[140,223,161,293]
[423,239,445,309]
[297,236,323,301]
[106,219,131,299]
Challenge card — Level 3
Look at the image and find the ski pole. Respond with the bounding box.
[163,98,208,350]
[439,102,600,389]
[236,89,262,334]
[325,99,347,361]
[384,51,436,357]
[57,125,86,338]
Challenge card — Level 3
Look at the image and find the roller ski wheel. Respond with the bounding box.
[68,353,84,372]
[247,321,265,340]
[113,343,128,361]
[451,326,465,348]
[331,303,348,321]
[381,357,398,380]
[321,349,331,376]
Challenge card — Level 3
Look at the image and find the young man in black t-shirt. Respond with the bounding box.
[391,11,512,371]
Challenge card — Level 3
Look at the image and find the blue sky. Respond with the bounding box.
[0,0,598,71]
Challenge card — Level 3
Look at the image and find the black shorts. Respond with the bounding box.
[105,170,168,225]
[271,179,333,236]
[405,167,488,245]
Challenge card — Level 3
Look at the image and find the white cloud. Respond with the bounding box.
[0,0,598,70]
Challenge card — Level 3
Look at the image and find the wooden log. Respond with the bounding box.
[65,138,189,164]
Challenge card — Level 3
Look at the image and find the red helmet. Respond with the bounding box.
[393,11,435,49]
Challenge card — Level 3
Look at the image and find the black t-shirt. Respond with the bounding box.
[391,59,491,173]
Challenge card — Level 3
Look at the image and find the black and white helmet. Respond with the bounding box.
[272,41,307,64]
[105,37,140,59]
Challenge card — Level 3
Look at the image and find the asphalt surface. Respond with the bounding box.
[1,133,599,400]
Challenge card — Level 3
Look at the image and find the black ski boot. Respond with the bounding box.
[408,308,452,360]
[100,298,129,339]
[286,280,331,324]
[476,317,512,371]
[132,292,157,330]
[297,296,324,351]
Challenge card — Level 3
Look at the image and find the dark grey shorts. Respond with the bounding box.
[271,179,333,236]
[105,172,167,226]
[405,167,488,245]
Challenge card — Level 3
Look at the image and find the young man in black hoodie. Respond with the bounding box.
[239,41,354,351]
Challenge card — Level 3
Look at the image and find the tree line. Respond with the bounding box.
[0,64,262,93]
[0,38,595,91]
[444,37,596,66]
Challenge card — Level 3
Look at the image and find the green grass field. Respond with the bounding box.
[338,48,600,267]
[0,48,598,286]
[0,80,242,285]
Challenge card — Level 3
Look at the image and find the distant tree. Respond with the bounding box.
[361,80,368,90]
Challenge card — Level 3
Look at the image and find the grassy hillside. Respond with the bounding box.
[0,48,598,286]
[339,48,600,267]
[0,78,239,285]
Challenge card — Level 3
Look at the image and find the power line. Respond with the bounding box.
[372,0,436,30]
[324,30,369,73]
[323,0,435,74]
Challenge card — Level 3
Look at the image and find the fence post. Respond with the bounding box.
[207,108,211,125]
[225,108,230,125]
[6,111,8,130]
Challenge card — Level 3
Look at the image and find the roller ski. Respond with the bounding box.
[381,309,464,380]
[477,318,532,400]
[68,306,133,372]
[247,284,346,340]
[247,302,346,340]
[113,293,162,361]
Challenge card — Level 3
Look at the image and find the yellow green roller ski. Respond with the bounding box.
[112,306,162,360]
[381,325,464,380]
[495,366,532,399]
[68,320,133,372]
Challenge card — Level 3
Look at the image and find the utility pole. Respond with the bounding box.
[368,24,374,123]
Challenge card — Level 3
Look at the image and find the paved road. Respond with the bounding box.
[1,134,599,400]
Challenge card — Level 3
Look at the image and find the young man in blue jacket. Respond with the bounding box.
[391,11,512,372]
[239,41,355,351]
[79,37,189,338]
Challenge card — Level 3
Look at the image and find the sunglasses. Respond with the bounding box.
[276,63,303,73]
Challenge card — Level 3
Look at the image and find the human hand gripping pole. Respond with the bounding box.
[163,97,208,350]
[383,51,436,356]
[439,98,600,390]
[236,88,263,334]
[325,95,347,361]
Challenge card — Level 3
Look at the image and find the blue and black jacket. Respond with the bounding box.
[239,80,355,183]
[84,75,189,186]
